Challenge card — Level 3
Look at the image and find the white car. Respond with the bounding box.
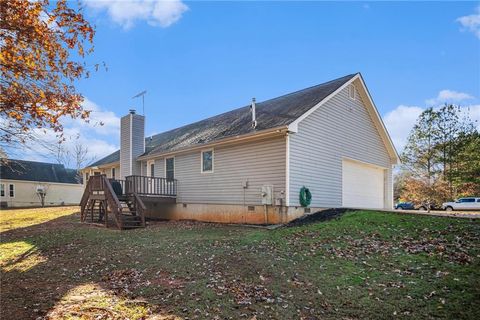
[442,197,480,211]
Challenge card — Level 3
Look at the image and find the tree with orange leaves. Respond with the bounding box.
[0,0,95,147]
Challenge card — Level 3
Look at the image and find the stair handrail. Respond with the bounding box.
[132,192,147,227]
[80,176,95,221]
[101,175,124,229]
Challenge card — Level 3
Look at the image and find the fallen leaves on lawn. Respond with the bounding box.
[103,269,147,296]
[286,226,478,265]
[210,277,274,306]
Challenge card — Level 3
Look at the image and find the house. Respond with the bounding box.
[81,73,399,226]
[0,159,83,208]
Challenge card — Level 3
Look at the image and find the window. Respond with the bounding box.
[111,168,116,179]
[0,184,4,197]
[150,163,155,177]
[94,171,101,176]
[201,150,213,173]
[85,172,90,182]
[462,198,475,203]
[9,184,14,197]
[348,85,355,100]
[166,158,174,180]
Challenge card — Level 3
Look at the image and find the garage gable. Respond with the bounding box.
[287,76,394,209]
[288,73,399,164]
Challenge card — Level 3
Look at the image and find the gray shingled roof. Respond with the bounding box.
[88,73,356,167]
[0,159,80,184]
[89,150,120,167]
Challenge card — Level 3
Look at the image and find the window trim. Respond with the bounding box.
[165,157,175,180]
[0,183,4,197]
[147,159,155,177]
[201,148,214,173]
[8,184,14,198]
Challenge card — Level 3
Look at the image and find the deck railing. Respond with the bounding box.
[80,174,124,228]
[124,175,177,197]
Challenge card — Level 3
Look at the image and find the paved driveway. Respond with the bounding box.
[392,209,480,219]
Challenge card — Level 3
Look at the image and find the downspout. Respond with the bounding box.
[264,204,268,225]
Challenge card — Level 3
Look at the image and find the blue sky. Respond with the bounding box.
[18,1,480,164]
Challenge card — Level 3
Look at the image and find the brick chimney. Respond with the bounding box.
[120,109,145,179]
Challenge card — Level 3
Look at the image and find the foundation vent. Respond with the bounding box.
[247,206,255,211]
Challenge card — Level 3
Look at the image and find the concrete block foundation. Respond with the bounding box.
[142,199,325,225]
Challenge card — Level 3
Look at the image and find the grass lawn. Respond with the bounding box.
[1,207,479,319]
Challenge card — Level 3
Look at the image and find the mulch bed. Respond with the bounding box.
[286,208,353,227]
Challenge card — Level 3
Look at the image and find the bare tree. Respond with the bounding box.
[73,140,91,170]
[72,137,96,183]
[50,141,70,167]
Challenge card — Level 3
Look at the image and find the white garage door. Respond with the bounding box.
[342,160,385,209]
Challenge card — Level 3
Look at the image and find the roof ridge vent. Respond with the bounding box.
[250,97,257,129]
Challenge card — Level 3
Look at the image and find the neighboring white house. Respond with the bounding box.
[0,159,83,208]
[82,73,399,224]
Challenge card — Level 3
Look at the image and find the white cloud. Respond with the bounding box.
[464,104,480,128]
[85,0,188,29]
[425,89,474,106]
[3,98,120,167]
[383,105,424,152]
[383,104,480,153]
[75,97,120,136]
[457,6,480,39]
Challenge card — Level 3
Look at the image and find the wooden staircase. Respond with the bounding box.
[80,175,146,230]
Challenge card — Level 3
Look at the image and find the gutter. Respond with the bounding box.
[137,125,290,161]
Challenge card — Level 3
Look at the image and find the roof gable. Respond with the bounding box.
[288,73,400,163]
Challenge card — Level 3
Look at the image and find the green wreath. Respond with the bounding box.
[299,186,312,207]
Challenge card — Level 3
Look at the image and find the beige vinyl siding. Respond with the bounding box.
[289,85,393,209]
[0,179,83,207]
[152,137,286,205]
[154,158,164,178]
[106,165,120,179]
[83,165,119,181]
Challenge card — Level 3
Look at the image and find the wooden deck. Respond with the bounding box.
[80,175,177,229]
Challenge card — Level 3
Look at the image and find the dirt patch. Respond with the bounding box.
[209,276,275,306]
[147,219,229,231]
[150,270,187,289]
[102,269,150,296]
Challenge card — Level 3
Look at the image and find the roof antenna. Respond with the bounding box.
[132,90,147,116]
[250,97,257,129]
